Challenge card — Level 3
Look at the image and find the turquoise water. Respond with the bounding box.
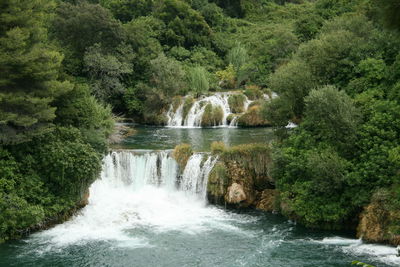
[0,210,398,267]
[112,126,275,151]
[1,126,399,267]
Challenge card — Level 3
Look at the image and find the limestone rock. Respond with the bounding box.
[256,189,277,212]
[226,183,246,204]
[357,199,400,246]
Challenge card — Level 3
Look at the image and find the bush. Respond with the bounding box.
[201,104,224,126]
[244,85,263,100]
[228,94,246,113]
[216,64,236,89]
[211,141,226,154]
[238,105,270,127]
[172,144,193,169]
[187,66,209,97]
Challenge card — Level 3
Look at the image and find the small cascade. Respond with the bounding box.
[184,93,232,127]
[166,92,254,128]
[102,150,217,201]
[166,103,184,127]
[180,154,219,200]
[229,116,239,127]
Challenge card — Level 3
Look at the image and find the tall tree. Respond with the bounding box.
[0,0,72,144]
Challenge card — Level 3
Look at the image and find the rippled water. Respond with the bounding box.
[1,178,399,267]
[112,126,275,150]
[1,203,399,267]
[1,127,399,267]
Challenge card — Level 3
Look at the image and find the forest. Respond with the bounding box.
[1,0,400,249]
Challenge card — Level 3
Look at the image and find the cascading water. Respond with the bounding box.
[103,150,217,200]
[166,92,252,128]
[180,154,219,200]
[26,150,222,247]
[4,152,400,267]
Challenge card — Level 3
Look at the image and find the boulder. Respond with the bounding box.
[226,183,246,204]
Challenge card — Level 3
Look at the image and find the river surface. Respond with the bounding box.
[0,127,399,267]
[112,125,276,150]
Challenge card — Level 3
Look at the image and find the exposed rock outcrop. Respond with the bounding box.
[357,191,400,246]
[256,189,278,212]
[226,183,247,204]
[207,143,274,208]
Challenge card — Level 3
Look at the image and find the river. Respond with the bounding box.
[0,127,399,267]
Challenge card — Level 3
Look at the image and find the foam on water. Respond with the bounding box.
[316,237,400,266]
[166,92,253,128]
[27,150,253,250]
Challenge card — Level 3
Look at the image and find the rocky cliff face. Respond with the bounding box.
[206,142,400,247]
[206,143,276,209]
[357,190,400,246]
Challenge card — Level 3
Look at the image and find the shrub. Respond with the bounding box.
[201,104,224,126]
[172,144,193,169]
[238,105,270,127]
[228,94,246,113]
[244,85,263,100]
[211,141,226,154]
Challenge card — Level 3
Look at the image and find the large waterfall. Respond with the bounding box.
[31,150,220,246]
[102,150,217,200]
[166,92,253,128]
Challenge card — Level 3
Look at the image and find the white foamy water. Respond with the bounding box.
[166,92,253,128]
[28,150,251,248]
[317,237,400,266]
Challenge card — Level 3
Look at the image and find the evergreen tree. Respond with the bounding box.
[0,0,72,144]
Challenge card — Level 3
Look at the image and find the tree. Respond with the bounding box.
[373,0,400,30]
[0,0,73,144]
[269,59,317,118]
[149,53,186,98]
[83,43,134,102]
[54,83,114,154]
[155,0,213,48]
[298,14,378,87]
[52,1,124,74]
[303,85,360,153]
[187,66,209,97]
[101,0,154,22]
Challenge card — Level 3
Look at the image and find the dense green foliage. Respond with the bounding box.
[2,0,400,243]
[0,0,113,242]
[262,0,400,231]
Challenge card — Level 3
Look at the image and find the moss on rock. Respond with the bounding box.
[207,162,229,205]
[228,94,246,113]
[256,189,279,212]
[237,104,270,127]
[206,142,274,208]
[244,85,263,100]
[211,141,226,154]
[182,96,194,121]
[201,104,223,127]
[172,144,193,170]
[357,189,400,246]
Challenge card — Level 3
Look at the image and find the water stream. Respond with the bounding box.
[165,92,253,128]
[1,149,399,266]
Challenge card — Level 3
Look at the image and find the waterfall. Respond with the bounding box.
[166,92,252,128]
[180,154,219,200]
[166,103,184,127]
[102,150,217,201]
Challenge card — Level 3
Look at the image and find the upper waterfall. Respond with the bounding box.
[165,92,253,128]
